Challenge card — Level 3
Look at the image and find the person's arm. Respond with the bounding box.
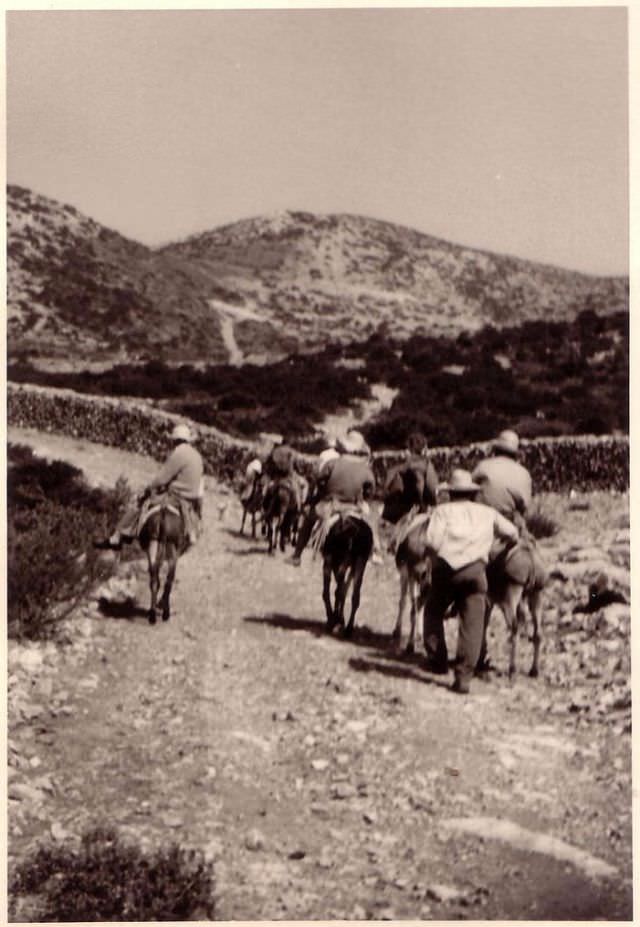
[424,507,446,555]
[148,448,182,491]
[493,510,519,545]
[424,462,439,506]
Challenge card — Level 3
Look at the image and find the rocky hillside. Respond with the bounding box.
[7,185,628,370]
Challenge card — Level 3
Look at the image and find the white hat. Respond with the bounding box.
[442,469,480,494]
[338,430,369,456]
[493,429,519,456]
[170,423,193,443]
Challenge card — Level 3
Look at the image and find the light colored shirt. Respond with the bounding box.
[424,500,518,570]
[246,458,263,478]
[472,455,532,520]
[149,443,204,500]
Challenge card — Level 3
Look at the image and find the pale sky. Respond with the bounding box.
[6,6,629,275]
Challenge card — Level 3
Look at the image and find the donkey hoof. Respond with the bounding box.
[148,611,157,625]
[529,666,539,678]
[162,612,170,622]
[404,642,415,656]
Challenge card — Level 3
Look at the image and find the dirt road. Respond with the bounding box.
[7,428,632,920]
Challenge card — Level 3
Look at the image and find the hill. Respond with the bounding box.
[7,185,628,370]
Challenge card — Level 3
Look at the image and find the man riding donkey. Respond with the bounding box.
[382,431,440,544]
[94,422,204,552]
[470,428,546,671]
[421,468,520,694]
[287,429,383,566]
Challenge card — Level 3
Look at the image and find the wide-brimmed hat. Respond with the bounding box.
[493,429,519,456]
[441,469,480,495]
[170,423,193,443]
[338,430,369,456]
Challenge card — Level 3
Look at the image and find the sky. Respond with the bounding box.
[6,5,630,276]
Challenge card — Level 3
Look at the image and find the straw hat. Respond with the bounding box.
[170,423,193,443]
[441,469,480,495]
[493,429,519,456]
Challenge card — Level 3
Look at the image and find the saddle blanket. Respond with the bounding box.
[137,492,201,548]
[391,507,432,553]
[311,503,367,558]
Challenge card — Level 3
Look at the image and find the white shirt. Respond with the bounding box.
[425,500,518,570]
[246,458,263,478]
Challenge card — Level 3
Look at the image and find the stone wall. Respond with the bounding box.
[8,382,629,492]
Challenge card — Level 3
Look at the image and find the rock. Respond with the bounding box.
[51,821,73,841]
[331,783,356,800]
[245,828,266,851]
[426,882,466,903]
[11,648,44,673]
[345,720,368,734]
[312,759,329,772]
[8,782,46,804]
[161,812,183,828]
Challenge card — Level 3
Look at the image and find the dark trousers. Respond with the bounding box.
[293,505,318,558]
[423,558,488,686]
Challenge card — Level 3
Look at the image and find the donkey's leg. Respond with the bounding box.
[344,564,363,637]
[240,507,247,535]
[501,584,524,678]
[527,587,543,678]
[392,566,409,645]
[335,564,351,634]
[322,558,337,628]
[161,544,178,622]
[147,541,161,625]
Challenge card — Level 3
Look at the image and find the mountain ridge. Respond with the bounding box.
[7,184,628,370]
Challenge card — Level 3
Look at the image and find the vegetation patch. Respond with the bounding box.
[9,825,216,921]
[9,309,628,447]
[7,444,130,641]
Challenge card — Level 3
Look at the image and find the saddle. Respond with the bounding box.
[490,535,547,589]
[137,491,200,549]
[391,507,431,553]
[137,492,181,533]
[311,500,367,557]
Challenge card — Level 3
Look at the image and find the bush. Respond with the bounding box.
[9,825,216,921]
[8,444,131,641]
[526,504,560,539]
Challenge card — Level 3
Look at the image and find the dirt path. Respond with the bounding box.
[7,428,632,920]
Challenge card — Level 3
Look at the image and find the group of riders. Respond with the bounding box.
[94,419,544,695]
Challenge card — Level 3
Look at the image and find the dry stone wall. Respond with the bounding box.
[8,382,629,492]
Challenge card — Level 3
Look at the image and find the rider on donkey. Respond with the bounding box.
[93,422,204,551]
[471,428,545,671]
[288,429,382,566]
[471,429,532,529]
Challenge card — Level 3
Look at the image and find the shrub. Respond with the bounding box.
[526,504,560,540]
[9,825,216,921]
[8,445,131,641]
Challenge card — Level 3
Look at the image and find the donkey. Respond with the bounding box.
[138,500,188,625]
[240,473,266,538]
[321,514,373,637]
[382,465,434,655]
[262,479,299,554]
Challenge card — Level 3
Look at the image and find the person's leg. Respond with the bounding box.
[289,505,318,564]
[451,561,488,693]
[93,497,141,548]
[422,559,453,673]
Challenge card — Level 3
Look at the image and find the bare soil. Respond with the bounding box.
[7,427,633,921]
